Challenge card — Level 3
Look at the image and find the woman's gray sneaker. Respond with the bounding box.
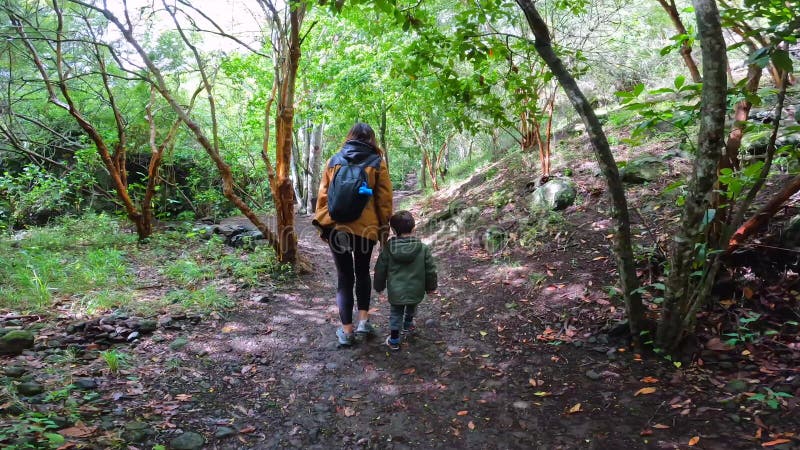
[355,321,376,336]
[336,328,354,346]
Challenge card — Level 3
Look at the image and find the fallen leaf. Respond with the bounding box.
[59,425,97,438]
[705,337,733,351]
[568,403,582,414]
[640,429,653,436]
[343,407,356,417]
[175,394,192,401]
[640,377,659,383]
[635,387,657,396]
[468,421,475,430]
[221,325,236,333]
[457,410,468,416]
[762,439,791,447]
[689,436,700,446]
[239,426,256,434]
[402,368,416,375]
[533,391,551,397]
[743,287,754,299]
[479,331,487,337]
[653,424,670,429]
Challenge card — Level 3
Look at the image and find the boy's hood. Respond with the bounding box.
[386,237,423,263]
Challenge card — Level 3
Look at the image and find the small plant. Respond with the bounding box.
[528,272,547,287]
[163,258,214,285]
[748,387,794,410]
[723,311,762,346]
[100,349,129,374]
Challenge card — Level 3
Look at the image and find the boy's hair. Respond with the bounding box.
[390,210,415,235]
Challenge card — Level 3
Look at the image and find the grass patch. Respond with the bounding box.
[0,214,135,312]
[164,286,234,312]
[1,213,291,316]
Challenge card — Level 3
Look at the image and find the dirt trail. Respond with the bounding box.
[113,206,654,449]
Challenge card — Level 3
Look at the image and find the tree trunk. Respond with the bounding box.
[271,0,305,264]
[722,64,762,172]
[380,104,389,166]
[306,121,323,213]
[515,0,645,340]
[656,0,703,83]
[658,0,729,351]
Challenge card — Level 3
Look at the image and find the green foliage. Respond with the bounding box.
[164,286,234,312]
[163,258,215,285]
[748,387,794,410]
[0,214,135,312]
[100,349,129,374]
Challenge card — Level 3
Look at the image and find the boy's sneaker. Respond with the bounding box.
[385,336,400,351]
[355,320,376,336]
[402,324,416,335]
[336,328,354,347]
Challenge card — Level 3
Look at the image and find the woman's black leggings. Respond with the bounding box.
[329,230,375,325]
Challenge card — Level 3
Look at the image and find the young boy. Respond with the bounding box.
[373,210,437,351]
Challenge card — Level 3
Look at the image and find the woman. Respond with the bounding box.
[313,123,393,346]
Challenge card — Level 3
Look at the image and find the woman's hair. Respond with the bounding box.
[345,122,382,154]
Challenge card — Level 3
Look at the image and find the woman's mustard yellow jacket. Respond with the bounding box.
[313,140,393,243]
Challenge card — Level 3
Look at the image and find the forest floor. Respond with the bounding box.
[3,148,800,449]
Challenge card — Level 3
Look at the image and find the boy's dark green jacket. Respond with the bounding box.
[374,236,437,305]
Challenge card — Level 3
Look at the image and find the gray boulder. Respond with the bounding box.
[170,431,205,450]
[620,157,668,183]
[529,178,577,211]
[0,329,35,355]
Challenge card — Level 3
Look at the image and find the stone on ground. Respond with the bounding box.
[0,329,35,355]
[620,156,668,183]
[529,178,577,210]
[170,431,205,450]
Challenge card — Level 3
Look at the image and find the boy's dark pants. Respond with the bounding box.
[389,304,417,331]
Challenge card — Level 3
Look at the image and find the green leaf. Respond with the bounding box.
[632,83,645,97]
[674,75,686,90]
[770,49,793,72]
[45,433,66,445]
[746,47,771,68]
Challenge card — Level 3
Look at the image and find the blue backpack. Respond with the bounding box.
[327,153,382,223]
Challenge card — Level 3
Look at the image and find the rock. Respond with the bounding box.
[170,337,189,351]
[725,379,749,393]
[585,370,602,381]
[324,363,338,371]
[728,413,741,424]
[138,320,158,333]
[0,329,35,355]
[529,178,577,210]
[424,319,438,328]
[228,230,264,248]
[66,321,87,334]
[170,431,205,450]
[512,401,530,410]
[16,381,44,396]
[453,206,482,230]
[620,157,668,183]
[74,378,98,390]
[214,427,236,438]
[127,331,140,342]
[123,422,152,443]
[4,366,26,378]
[1,401,25,415]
